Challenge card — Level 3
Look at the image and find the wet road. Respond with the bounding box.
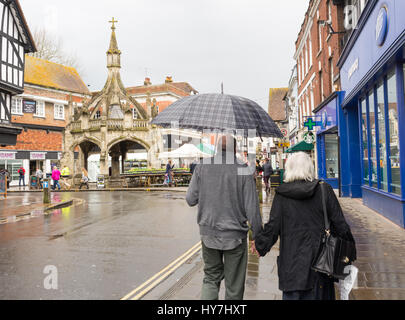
[0,191,200,300]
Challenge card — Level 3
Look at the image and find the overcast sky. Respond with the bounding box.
[19,0,309,108]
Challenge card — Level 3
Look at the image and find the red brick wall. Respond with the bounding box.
[0,129,62,151]
[295,0,345,128]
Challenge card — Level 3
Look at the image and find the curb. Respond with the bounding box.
[0,199,76,225]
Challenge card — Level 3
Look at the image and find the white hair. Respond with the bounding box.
[283,152,315,183]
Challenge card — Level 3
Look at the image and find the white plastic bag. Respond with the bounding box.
[338,265,359,300]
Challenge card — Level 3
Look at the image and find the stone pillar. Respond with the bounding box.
[111,154,120,178]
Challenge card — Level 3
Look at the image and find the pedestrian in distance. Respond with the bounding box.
[35,168,43,189]
[18,166,25,187]
[252,152,356,300]
[60,165,71,190]
[51,166,61,191]
[79,168,90,190]
[262,158,273,193]
[165,159,175,187]
[186,135,263,300]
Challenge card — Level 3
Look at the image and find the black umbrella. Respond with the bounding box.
[151,93,283,138]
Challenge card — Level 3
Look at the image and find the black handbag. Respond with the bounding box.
[311,181,356,280]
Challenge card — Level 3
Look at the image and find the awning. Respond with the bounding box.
[285,140,314,153]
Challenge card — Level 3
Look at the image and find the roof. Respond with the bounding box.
[268,88,288,122]
[24,56,90,94]
[10,0,36,53]
[126,82,198,97]
[285,140,314,153]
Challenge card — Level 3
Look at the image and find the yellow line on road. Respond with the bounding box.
[121,241,202,300]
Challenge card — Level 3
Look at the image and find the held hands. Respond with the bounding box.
[249,240,260,258]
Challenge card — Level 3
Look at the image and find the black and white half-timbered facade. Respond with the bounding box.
[0,0,35,146]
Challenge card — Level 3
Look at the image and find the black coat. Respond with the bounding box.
[255,180,356,292]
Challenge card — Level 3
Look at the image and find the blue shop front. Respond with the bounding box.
[313,92,344,190]
[337,0,405,228]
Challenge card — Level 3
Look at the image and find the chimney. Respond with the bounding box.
[165,76,173,83]
[144,77,152,86]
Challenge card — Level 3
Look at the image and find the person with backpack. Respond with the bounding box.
[18,167,25,187]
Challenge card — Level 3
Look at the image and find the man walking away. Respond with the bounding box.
[186,135,263,300]
[18,167,25,187]
[262,158,273,193]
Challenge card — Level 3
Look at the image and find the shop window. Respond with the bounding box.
[387,69,401,195]
[325,134,339,179]
[361,98,369,185]
[377,80,388,192]
[368,90,378,188]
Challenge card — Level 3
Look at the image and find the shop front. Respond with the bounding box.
[313,92,343,189]
[337,0,405,227]
[0,151,60,186]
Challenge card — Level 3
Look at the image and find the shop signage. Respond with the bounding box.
[0,151,16,160]
[376,6,388,47]
[30,152,46,160]
[23,100,36,114]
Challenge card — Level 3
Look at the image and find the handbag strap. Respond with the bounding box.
[319,181,331,235]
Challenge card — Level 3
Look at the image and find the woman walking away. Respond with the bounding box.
[253,152,356,300]
[79,168,90,190]
[51,166,61,191]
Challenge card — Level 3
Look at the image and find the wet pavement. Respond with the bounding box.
[1,188,405,300]
[152,190,405,300]
[0,191,200,300]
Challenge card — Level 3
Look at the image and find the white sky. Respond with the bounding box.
[19,0,309,108]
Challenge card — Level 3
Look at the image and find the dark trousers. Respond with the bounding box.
[19,175,25,186]
[79,182,89,189]
[282,273,336,300]
[201,238,248,300]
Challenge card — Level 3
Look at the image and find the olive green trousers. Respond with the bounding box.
[201,238,248,300]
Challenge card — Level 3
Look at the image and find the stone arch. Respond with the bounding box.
[70,136,102,152]
[107,136,150,153]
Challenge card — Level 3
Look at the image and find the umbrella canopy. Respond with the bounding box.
[151,93,283,138]
[158,144,213,159]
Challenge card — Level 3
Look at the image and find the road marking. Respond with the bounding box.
[121,241,202,300]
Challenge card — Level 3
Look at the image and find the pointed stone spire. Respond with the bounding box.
[107,17,121,68]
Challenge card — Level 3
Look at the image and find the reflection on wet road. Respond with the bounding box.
[0,192,200,300]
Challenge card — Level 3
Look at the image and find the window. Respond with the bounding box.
[377,80,388,191]
[132,108,138,119]
[320,71,324,101]
[387,69,400,195]
[325,134,339,179]
[308,36,313,68]
[318,23,323,52]
[368,90,377,188]
[35,101,45,118]
[328,1,332,22]
[94,110,101,119]
[11,97,22,114]
[361,98,369,185]
[54,104,65,120]
[310,88,314,112]
[329,58,334,92]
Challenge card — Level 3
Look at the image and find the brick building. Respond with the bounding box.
[0,55,90,186]
[268,87,289,169]
[293,0,369,187]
